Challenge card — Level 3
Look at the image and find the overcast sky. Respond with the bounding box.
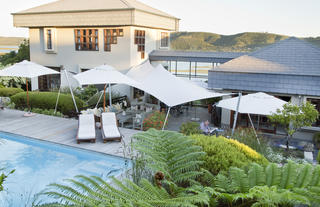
[1,0,319,37]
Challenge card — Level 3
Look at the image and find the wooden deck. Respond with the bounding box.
[0,109,139,158]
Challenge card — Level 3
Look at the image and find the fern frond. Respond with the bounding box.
[133,129,204,184]
[310,165,320,186]
[248,163,266,188]
[265,163,281,187]
[279,161,299,189]
[295,163,313,188]
[229,167,249,193]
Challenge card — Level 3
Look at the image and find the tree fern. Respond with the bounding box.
[213,162,320,206]
[36,176,209,207]
[133,129,205,184]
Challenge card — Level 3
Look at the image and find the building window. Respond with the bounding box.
[46,29,52,50]
[38,67,61,91]
[44,28,55,51]
[307,98,320,127]
[74,29,99,51]
[160,32,169,48]
[104,29,124,52]
[134,30,145,59]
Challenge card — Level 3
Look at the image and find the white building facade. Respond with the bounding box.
[12,0,179,96]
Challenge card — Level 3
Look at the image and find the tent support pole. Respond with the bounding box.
[248,113,260,145]
[231,92,242,136]
[26,78,30,111]
[95,90,104,109]
[54,87,61,114]
[64,70,78,113]
[162,107,171,131]
[103,84,107,112]
[109,83,112,107]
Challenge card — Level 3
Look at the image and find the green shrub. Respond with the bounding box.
[191,135,268,175]
[317,151,320,164]
[313,132,320,149]
[10,92,84,116]
[75,85,98,102]
[180,121,201,135]
[0,87,24,97]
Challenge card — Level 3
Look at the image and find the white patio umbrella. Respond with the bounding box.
[73,65,140,111]
[216,92,287,141]
[0,60,60,111]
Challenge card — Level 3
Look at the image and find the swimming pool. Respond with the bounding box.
[0,132,130,206]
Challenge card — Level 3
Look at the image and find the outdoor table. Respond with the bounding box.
[117,112,134,128]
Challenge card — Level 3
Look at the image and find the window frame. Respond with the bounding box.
[74,29,99,51]
[104,28,123,52]
[160,32,169,48]
[44,28,56,52]
[134,30,146,59]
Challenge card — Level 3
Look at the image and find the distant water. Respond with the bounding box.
[0,45,19,54]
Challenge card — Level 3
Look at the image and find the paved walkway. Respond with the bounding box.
[0,109,139,158]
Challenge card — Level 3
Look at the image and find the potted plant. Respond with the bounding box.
[313,132,320,149]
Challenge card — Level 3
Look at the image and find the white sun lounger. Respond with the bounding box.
[76,114,96,144]
[101,112,122,143]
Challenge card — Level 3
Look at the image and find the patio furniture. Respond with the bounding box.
[117,112,134,128]
[76,114,96,144]
[101,112,122,142]
[73,64,140,111]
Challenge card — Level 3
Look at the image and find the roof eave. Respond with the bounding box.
[12,8,180,20]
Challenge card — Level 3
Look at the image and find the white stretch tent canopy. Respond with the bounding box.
[126,61,226,107]
[73,64,140,110]
[216,92,287,116]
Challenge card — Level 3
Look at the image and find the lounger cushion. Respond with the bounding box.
[101,112,121,139]
[78,114,95,140]
[102,125,121,138]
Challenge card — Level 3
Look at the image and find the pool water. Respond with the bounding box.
[0,132,130,206]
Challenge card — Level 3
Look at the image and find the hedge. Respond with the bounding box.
[191,135,269,175]
[0,87,24,97]
[11,92,84,115]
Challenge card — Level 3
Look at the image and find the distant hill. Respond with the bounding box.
[170,32,320,52]
[0,37,25,46]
